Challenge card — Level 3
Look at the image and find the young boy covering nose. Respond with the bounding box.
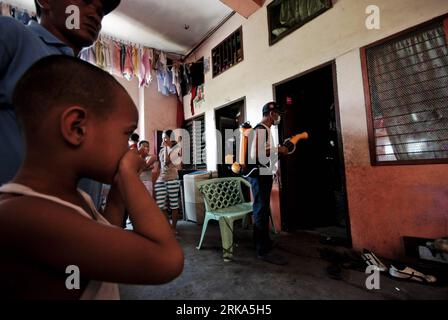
[0,55,184,300]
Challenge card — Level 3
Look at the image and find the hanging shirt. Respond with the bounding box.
[102,37,114,72]
[94,38,105,69]
[1,2,11,16]
[123,45,134,80]
[0,17,74,185]
[172,64,182,99]
[112,41,122,76]
[132,46,139,78]
[120,44,126,75]
[165,67,177,95]
[139,47,153,87]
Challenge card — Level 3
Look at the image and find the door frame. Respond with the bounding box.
[272,60,352,244]
[214,97,246,174]
[214,96,246,117]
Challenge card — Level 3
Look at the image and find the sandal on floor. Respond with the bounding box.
[361,249,388,272]
[389,265,437,284]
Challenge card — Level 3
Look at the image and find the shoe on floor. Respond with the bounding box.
[361,249,388,272]
[434,238,448,253]
[257,251,288,265]
[389,265,437,284]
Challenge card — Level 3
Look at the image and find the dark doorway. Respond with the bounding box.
[215,99,245,177]
[275,63,350,243]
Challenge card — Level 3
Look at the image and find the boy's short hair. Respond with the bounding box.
[130,133,140,142]
[163,130,175,141]
[138,140,149,147]
[13,55,126,133]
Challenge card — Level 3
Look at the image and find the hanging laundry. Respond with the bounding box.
[156,52,171,95]
[79,46,96,66]
[120,44,126,75]
[111,41,122,76]
[139,47,153,87]
[159,52,168,72]
[1,1,183,96]
[172,63,182,100]
[156,68,169,96]
[165,67,177,95]
[132,45,139,79]
[182,63,192,95]
[79,47,89,63]
[102,37,114,73]
[190,86,197,116]
[138,47,145,86]
[94,39,105,69]
[122,45,134,80]
[152,51,160,71]
[1,2,12,17]
[9,6,36,24]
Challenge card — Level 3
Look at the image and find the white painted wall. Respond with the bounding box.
[182,0,448,259]
[183,0,448,172]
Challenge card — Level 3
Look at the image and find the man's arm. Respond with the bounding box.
[160,143,171,165]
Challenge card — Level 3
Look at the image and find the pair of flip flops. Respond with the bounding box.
[389,265,437,284]
[361,249,437,284]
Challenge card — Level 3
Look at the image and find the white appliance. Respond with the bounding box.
[183,171,217,224]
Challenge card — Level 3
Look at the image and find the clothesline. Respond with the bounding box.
[0,1,184,60]
[100,33,184,59]
[0,1,193,99]
[80,35,182,98]
[0,1,37,24]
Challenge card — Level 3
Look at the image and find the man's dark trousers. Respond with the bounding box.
[247,174,273,256]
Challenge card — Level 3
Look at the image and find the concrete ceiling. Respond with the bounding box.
[6,0,234,55]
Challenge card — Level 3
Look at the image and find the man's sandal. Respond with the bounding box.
[389,265,437,284]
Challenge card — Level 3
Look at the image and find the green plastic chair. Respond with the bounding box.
[196,177,253,261]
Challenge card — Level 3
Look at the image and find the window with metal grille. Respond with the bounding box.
[362,17,448,165]
[211,27,243,78]
[268,0,332,45]
[183,115,207,169]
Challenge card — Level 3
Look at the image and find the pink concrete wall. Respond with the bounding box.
[114,75,178,151]
[346,164,448,259]
[337,49,448,260]
[143,81,178,151]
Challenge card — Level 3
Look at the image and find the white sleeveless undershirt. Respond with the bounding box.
[0,183,120,300]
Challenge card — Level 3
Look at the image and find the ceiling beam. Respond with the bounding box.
[219,0,265,18]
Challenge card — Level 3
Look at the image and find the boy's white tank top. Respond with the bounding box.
[0,183,120,300]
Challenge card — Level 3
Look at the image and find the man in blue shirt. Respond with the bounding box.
[0,0,120,205]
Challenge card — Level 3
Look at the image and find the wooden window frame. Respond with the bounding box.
[267,0,333,46]
[361,13,448,166]
[211,27,244,78]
